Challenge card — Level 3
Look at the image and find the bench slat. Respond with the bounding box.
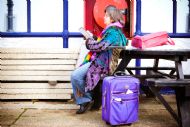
[0,48,79,53]
[1,75,70,81]
[146,78,190,87]
[0,54,78,59]
[0,70,72,76]
[1,65,75,70]
[0,93,71,99]
[1,60,76,65]
[127,67,176,70]
[0,83,72,89]
[0,89,73,94]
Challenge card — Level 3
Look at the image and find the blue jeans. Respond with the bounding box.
[71,62,92,105]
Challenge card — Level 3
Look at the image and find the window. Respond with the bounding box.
[31,0,63,32]
[140,0,190,35]
[141,0,173,33]
[0,0,63,32]
[177,0,189,33]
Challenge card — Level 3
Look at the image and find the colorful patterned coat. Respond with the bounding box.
[85,23,128,92]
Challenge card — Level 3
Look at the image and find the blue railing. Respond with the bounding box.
[1,0,190,75]
[1,0,189,48]
[26,0,31,32]
[0,0,82,48]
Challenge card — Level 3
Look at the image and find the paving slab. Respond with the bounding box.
[0,95,178,127]
[0,109,24,126]
[8,109,177,127]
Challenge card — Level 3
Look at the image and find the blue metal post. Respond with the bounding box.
[63,0,69,48]
[172,0,177,33]
[135,0,141,35]
[7,0,14,32]
[188,0,190,32]
[26,0,31,32]
[135,0,141,75]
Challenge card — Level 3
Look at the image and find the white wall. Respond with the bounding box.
[0,0,85,49]
[31,0,63,32]
[0,0,8,31]
[68,0,86,49]
[177,0,189,32]
[1,0,189,32]
[141,0,189,33]
[141,0,173,33]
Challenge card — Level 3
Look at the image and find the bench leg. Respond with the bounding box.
[149,86,179,124]
[175,87,190,127]
[140,85,155,97]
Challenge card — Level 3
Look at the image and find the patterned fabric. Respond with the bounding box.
[84,22,128,92]
[109,48,122,75]
[80,22,123,66]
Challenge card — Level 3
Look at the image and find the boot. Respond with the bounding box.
[76,101,92,114]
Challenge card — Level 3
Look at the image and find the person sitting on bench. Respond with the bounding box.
[71,5,128,114]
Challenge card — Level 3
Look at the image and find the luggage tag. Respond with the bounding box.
[113,98,123,104]
[126,89,133,94]
[125,85,133,94]
[114,98,122,102]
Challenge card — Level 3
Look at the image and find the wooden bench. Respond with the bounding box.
[126,67,176,73]
[145,78,190,87]
[0,48,80,100]
[145,78,190,125]
[145,78,190,97]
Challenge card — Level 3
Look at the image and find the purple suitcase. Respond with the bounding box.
[102,75,140,126]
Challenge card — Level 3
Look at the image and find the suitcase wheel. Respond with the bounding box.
[105,122,109,125]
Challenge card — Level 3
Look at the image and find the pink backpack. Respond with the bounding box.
[131,31,175,49]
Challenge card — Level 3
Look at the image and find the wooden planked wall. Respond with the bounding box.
[0,48,80,100]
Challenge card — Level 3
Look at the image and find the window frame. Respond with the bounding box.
[135,0,190,38]
[0,0,83,48]
[1,0,190,49]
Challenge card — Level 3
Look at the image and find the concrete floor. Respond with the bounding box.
[0,95,178,127]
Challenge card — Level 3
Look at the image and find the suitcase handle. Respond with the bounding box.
[114,71,131,78]
[114,71,126,76]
